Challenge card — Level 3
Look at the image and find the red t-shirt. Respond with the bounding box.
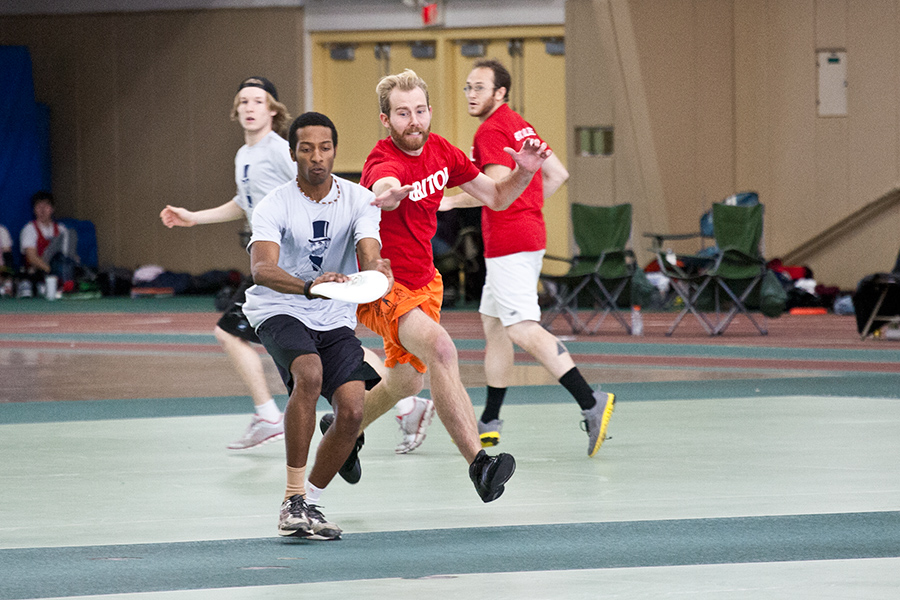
[362,134,480,289]
[472,103,547,258]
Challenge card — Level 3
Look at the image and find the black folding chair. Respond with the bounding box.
[853,246,900,339]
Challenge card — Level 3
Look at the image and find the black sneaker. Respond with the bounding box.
[319,412,364,484]
[468,449,516,503]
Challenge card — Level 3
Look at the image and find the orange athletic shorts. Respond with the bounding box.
[357,272,443,374]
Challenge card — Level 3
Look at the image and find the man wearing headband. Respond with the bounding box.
[160,76,293,451]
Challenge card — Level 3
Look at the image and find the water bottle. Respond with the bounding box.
[17,279,33,298]
[631,305,643,336]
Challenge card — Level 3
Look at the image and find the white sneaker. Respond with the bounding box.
[395,396,435,454]
[227,414,284,450]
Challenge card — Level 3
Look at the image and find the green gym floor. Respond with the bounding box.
[1,296,899,599]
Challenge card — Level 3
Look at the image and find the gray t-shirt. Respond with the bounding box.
[233,130,294,222]
[242,176,382,332]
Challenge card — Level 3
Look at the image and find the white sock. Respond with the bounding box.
[394,396,416,415]
[305,481,324,505]
[255,399,281,422]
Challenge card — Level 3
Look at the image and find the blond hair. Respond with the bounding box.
[230,92,291,138]
[376,69,429,115]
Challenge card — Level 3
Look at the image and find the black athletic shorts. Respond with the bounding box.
[256,314,380,402]
[216,276,260,344]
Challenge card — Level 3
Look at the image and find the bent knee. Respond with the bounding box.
[429,334,459,367]
[334,405,364,431]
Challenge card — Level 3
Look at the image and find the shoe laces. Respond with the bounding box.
[305,503,327,523]
[285,495,306,517]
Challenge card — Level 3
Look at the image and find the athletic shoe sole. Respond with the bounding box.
[588,393,616,458]
[228,431,284,451]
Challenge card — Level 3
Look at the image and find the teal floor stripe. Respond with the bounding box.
[0,333,217,344]
[0,296,219,314]
[2,374,899,424]
[450,339,900,362]
[0,395,288,424]
[593,373,900,401]
[2,511,898,599]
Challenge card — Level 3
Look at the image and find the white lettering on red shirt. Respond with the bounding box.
[513,127,537,142]
[409,167,449,202]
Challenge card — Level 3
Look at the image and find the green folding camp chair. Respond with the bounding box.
[540,203,637,334]
[657,202,769,335]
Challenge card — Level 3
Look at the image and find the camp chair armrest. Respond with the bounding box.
[591,249,635,266]
[654,249,716,278]
[717,246,765,264]
[643,231,709,251]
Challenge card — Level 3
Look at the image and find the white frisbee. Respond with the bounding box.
[310,270,390,304]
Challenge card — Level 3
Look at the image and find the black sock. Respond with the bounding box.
[559,367,597,410]
[480,386,507,423]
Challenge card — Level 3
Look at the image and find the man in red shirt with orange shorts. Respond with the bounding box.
[356,69,551,503]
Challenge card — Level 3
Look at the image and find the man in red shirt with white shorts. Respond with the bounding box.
[443,59,615,458]
[357,69,551,502]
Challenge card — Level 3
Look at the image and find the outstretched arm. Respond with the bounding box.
[370,177,415,211]
[160,199,245,228]
[250,240,347,297]
[457,138,551,211]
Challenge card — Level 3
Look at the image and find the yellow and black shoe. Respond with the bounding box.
[477,418,503,447]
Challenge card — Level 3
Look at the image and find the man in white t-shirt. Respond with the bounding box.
[160,77,294,450]
[19,191,79,287]
[243,112,400,540]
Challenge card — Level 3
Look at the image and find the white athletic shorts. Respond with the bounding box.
[479,249,545,327]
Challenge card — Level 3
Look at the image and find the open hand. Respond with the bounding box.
[371,185,414,210]
[504,138,552,174]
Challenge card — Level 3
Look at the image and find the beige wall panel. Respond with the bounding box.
[72,18,124,271]
[811,0,849,240]
[630,0,696,242]
[813,117,850,238]
[629,0,737,240]
[564,0,614,261]
[692,0,736,215]
[565,0,613,129]
[760,1,816,259]
[845,1,898,212]
[563,0,899,287]
[734,0,771,196]
[1,8,304,273]
[815,0,847,48]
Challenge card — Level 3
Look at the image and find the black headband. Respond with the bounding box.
[237,77,278,101]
